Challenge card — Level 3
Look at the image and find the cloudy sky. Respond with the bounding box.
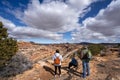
[0,0,120,43]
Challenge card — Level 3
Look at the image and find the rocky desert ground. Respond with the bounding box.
[0,41,120,80]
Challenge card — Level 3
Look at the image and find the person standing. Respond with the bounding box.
[80,46,92,78]
[52,49,63,77]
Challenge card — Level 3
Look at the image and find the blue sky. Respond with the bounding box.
[0,0,120,44]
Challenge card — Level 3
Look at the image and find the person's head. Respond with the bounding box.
[56,49,59,53]
[83,46,88,50]
[72,54,77,58]
[72,55,75,58]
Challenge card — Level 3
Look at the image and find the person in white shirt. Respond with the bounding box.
[52,49,63,77]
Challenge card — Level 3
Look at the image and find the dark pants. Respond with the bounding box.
[54,66,61,75]
[68,62,78,69]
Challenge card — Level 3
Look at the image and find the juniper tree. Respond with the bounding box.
[0,22,18,68]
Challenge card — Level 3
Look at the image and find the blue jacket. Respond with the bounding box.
[71,58,78,65]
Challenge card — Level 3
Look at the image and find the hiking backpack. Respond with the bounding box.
[82,50,92,60]
[54,55,60,64]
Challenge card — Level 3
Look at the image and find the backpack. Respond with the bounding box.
[82,50,92,60]
[87,51,92,59]
[54,55,60,64]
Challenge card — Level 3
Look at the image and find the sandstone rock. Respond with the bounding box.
[46,60,53,64]
[93,57,107,62]
[37,61,48,67]
[2,42,120,80]
[105,74,119,80]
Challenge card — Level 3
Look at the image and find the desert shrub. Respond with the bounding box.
[0,53,33,77]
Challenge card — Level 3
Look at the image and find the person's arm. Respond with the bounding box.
[52,55,55,61]
[60,55,63,61]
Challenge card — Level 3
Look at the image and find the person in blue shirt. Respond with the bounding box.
[68,56,78,70]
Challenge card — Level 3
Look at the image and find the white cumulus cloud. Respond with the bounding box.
[20,0,80,32]
[1,0,103,43]
[72,0,120,43]
[0,16,63,40]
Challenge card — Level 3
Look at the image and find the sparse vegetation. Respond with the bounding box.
[76,44,106,56]
[0,22,18,68]
[88,44,106,55]
[0,53,33,77]
[118,43,120,48]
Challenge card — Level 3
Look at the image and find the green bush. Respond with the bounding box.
[117,43,120,48]
[0,22,18,68]
[88,44,105,55]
